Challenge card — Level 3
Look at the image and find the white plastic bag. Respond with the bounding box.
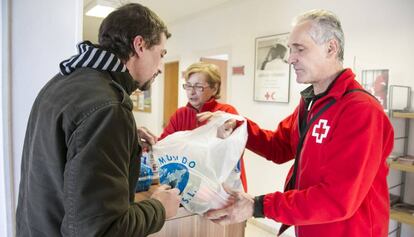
[153,112,247,214]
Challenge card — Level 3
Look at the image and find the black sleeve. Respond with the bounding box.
[253,195,265,218]
[62,103,165,237]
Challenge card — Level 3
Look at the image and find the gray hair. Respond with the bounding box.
[294,9,345,62]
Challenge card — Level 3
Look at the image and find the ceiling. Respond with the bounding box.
[84,0,235,24]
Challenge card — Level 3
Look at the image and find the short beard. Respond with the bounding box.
[138,79,153,91]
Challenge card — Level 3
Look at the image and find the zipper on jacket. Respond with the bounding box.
[307,99,314,111]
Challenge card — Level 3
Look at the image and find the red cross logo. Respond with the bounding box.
[311,119,330,144]
[265,92,270,100]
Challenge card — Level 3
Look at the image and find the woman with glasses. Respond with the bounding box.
[159,61,247,192]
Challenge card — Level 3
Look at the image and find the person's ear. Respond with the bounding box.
[212,86,219,96]
[132,35,146,57]
[326,39,339,59]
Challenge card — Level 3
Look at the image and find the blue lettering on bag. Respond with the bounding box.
[158,155,197,168]
[182,189,197,204]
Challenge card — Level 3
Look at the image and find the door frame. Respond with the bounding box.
[194,46,232,104]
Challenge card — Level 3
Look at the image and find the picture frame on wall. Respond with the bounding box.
[254,33,290,103]
[130,89,152,113]
[361,69,389,109]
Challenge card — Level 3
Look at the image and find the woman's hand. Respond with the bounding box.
[196,112,237,139]
[217,119,237,139]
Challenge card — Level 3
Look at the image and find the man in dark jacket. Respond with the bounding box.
[16,3,180,237]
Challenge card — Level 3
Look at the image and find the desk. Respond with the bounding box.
[135,186,245,237]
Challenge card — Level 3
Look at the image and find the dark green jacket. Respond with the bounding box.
[16,68,165,236]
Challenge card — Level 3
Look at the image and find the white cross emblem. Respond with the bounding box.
[311,119,330,144]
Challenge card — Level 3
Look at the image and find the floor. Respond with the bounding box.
[245,220,294,237]
[245,221,277,237]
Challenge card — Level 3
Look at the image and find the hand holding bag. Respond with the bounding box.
[153,112,248,214]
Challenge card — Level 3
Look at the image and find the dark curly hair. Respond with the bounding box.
[98,3,171,62]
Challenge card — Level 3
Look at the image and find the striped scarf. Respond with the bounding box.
[59,41,127,75]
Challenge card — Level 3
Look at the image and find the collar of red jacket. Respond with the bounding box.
[300,68,358,104]
[186,97,217,112]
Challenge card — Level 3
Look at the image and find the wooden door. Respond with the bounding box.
[163,61,179,128]
[200,58,228,103]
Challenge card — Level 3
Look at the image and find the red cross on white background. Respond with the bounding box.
[311,119,330,144]
[264,91,276,100]
[264,92,270,100]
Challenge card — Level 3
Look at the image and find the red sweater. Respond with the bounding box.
[246,68,394,237]
[160,99,248,191]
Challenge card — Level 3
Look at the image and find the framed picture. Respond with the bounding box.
[130,89,152,113]
[254,33,290,103]
[361,69,389,109]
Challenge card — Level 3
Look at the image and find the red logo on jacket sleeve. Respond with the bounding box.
[312,119,330,144]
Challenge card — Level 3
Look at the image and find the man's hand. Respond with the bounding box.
[137,127,158,146]
[204,186,254,225]
[150,185,181,219]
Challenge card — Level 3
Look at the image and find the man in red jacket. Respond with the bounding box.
[204,9,394,237]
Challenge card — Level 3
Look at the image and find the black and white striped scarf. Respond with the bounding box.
[59,41,127,75]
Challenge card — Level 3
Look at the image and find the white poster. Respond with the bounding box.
[254,33,290,103]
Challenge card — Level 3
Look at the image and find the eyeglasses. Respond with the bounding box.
[182,84,210,92]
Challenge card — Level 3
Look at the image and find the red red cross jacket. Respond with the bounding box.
[160,99,248,191]
[246,68,394,237]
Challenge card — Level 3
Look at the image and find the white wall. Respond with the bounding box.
[133,77,165,135]
[1,1,7,236]
[9,0,83,235]
[134,0,414,236]
[1,0,13,235]
[0,116,6,235]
